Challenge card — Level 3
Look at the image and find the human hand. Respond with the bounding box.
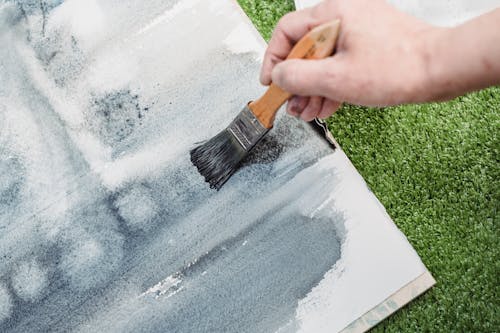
[260,0,438,121]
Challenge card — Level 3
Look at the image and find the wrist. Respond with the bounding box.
[412,26,453,103]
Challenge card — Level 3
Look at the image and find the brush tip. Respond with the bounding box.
[190,129,247,190]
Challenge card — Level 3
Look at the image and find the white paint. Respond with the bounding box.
[72,132,112,173]
[134,0,200,37]
[14,41,85,128]
[50,0,106,47]
[0,94,79,261]
[114,184,159,231]
[0,284,12,323]
[59,229,124,291]
[292,151,426,332]
[140,274,183,299]
[99,137,185,190]
[11,259,49,302]
[223,22,265,61]
[85,48,140,92]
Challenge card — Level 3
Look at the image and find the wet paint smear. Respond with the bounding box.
[138,213,343,333]
[242,115,302,166]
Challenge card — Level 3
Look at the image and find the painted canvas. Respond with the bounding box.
[1,0,432,332]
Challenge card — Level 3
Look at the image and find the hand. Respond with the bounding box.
[260,0,438,121]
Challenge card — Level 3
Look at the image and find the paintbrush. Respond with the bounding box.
[191,20,340,190]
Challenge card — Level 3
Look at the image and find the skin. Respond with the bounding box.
[260,0,500,121]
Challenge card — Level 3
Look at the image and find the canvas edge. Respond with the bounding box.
[228,0,269,50]
[228,3,435,333]
[339,271,436,333]
[226,0,436,333]
[290,2,436,332]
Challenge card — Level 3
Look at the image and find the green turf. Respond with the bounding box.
[237,0,499,331]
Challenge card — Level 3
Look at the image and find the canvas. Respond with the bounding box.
[1,0,432,332]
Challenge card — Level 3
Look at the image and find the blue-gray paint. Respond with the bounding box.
[0,1,344,332]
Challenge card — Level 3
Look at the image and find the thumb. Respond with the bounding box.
[271,58,344,99]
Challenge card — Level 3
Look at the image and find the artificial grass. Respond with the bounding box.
[237,0,500,331]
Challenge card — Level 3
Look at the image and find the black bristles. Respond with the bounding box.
[190,129,247,190]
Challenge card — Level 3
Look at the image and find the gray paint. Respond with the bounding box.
[0,1,343,332]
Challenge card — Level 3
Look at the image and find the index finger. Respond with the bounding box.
[260,8,319,85]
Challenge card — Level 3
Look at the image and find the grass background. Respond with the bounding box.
[237,0,499,331]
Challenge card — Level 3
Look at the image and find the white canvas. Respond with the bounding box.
[1,0,431,332]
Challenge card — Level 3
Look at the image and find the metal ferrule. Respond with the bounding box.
[227,105,269,151]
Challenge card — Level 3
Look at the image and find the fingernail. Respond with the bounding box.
[288,97,300,113]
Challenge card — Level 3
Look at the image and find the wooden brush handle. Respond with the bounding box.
[249,19,341,129]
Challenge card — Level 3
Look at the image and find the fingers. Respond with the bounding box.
[300,96,324,122]
[286,96,309,116]
[260,8,317,85]
[318,99,341,118]
[286,96,341,120]
[271,57,347,100]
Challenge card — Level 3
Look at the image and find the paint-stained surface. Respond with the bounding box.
[0,0,428,332]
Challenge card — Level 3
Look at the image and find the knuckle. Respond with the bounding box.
[310,5,324,21]
[311,0,336,21]
[323,69,338,95]
[277,13,293,31]
[322,60,344,97]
